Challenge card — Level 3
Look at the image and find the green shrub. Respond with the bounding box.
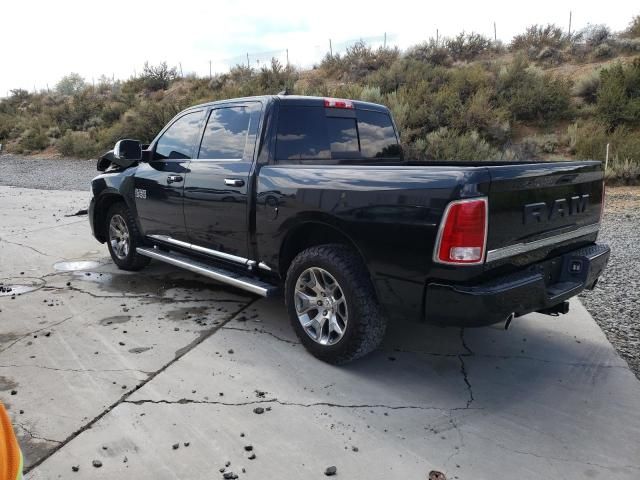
[413,127,501,161]
[57,131,99,158]
[444,32,495,61]
[140,62,178,91]
[573,71,600,103]
[405,39,451,66]
[510,24,570,51]
[597,60,640,128]
[19,128,49,152]
[497,55,572,122]
[55,73,86,96]
[624,15,640,38]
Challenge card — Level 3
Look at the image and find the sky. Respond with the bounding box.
[0,0,637,96]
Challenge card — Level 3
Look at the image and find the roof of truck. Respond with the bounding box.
[186,95,390,113]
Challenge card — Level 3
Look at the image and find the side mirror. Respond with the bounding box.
[114,139,142,161]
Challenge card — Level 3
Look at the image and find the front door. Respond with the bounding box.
[134,110,203,242]
[183,102,262,260]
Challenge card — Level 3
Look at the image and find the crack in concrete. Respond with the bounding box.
[0,315,75,354]
[0,236,56,258]
[458,329,474,408]
[124,397,479,412]
[0,364,152,375]
[23,298,258,475]
[223,326,300,345]
[14,422,62,445]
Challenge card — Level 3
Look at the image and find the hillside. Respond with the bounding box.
[1,18,640,183]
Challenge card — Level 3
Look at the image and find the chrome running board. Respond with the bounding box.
[137,247,278,297]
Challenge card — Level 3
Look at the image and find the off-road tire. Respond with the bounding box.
[285,244,387,364]
[105,202,150,271]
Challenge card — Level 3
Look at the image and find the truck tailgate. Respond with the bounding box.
[486,161,604,265]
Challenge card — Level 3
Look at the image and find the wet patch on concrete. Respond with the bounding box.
[165,306,211,322]
[53,260,102,272]
[15,429,60,470]
[0,375,19,392]
[0,333,21,345]
[100,315,132,326]
[0,277,45,297]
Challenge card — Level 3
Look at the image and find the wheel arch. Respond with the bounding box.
[93,192,129,243]
[278,220,369,278]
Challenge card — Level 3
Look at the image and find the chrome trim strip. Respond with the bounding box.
[137,248,274,296]
[258,262,272,271]
[148,234,251,266]
[486,223,600,263]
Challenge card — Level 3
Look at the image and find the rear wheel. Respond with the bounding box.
[106,203,150,271]
[285,244,387,364]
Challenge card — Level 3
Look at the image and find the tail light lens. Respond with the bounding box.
[434,198,488,265]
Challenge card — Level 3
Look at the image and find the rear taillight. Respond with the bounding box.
[323,98,354,109]
[434,198,488,265]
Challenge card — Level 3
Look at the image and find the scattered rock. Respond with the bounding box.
[253,407,264,414]
[92,460,102,468]
[351,446,359,452]
[429,471,447,480]
[172,443,180,450]
[244,445,253,451]
[325,466,337,476]
[228,349,234,354]
[71,465,79,472]
[223,472,237,479]
[248,453,256,460]
[184,442,190,447]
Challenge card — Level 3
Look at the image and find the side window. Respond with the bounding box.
[154,111,202,160]
[275,106,401,161]
[276,106,330,160]
[198,104,261,160]
[356,110,401,159]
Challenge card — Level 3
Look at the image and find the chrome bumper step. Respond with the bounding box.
[136,247,278,297]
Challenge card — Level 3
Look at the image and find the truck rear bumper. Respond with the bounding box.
[425,243,610,326]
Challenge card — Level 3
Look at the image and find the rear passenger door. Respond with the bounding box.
[183,102,262,261]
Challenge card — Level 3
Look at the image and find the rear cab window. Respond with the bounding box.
[275,104,401,162]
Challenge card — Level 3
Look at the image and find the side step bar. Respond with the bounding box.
[137,247,279,297]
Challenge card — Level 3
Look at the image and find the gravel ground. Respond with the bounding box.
[0,154,96,191]
[580,187,640,379]
[1,154,638,377]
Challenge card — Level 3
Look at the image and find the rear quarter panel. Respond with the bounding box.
[255,164,491,319]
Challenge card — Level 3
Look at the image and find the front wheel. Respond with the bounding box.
[285,244,387,364]
[106,203,150,271]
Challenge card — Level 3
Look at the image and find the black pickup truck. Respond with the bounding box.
[89,95,609,363]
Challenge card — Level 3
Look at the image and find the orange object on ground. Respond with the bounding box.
[0,403,23,480]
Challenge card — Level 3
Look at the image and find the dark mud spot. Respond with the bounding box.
[165,306,209,322]
[129,347,152,354]
[100,315,131,326]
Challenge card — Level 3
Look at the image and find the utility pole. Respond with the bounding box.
[246,53,250,68]
[383,32,387,48]
[568,11,572,35]
[436,29,439,46]
[329,39,333,57]
[494,22,497,42]
[209,60,212,79]
[286,49,289,66]
[179,62,183,77]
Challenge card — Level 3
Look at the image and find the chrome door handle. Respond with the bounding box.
[167,175,183,184]
[224,178,245,187]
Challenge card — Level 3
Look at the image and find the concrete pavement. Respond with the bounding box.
[1,186,639,479]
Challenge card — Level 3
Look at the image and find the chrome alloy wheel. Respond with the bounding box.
[294,267,348,346]
[109,214,130,260]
